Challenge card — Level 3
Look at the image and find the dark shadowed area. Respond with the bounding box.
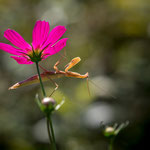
[0,0,150,150]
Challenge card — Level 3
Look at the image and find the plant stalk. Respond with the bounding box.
[35,61,57,150]
[47,114,57,150]
[108,138,114,150]
[35,62,46,97]
[47,117,53,148]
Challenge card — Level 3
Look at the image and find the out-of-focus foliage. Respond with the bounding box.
[0,0,150,150]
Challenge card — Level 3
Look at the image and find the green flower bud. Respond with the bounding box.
[104,127,115,137]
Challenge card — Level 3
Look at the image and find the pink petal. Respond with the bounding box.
[0,43,24,55]
[4,29,32,51]
[41,26,66,50]
[32,20,50,50]
[43,38,68,57]
[11,56,33,64]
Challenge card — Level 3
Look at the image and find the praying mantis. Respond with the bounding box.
[9,57,89,96]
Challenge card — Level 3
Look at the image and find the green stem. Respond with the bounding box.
[48,114,57,150]
[35,62,57,150]
[47,117,53,147]
[35,62,46,97]
[108,138,114,150]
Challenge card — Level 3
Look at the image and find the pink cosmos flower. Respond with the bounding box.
[0,20,68,64]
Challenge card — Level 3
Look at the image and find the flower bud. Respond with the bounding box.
[104,127,115,137]
[42,97,56,106]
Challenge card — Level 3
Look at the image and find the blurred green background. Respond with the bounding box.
[0,0,150,150]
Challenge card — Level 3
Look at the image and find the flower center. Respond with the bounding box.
[27,49,43,62]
